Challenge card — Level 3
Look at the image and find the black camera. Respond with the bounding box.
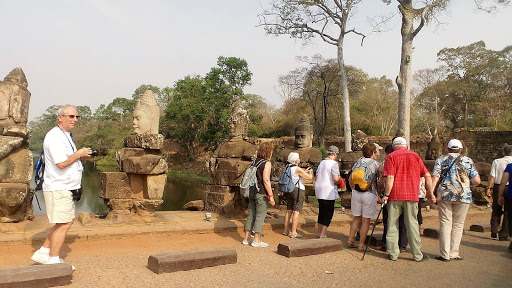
[90,149,99,157]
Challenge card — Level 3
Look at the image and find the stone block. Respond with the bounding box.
[205,201,222,213]
[124,134,164,150]
[207,185,231,194]
[106,199,134,211]
[209,159,251,186]
[99,172,133,199]
[147,248,237,274]
[183,200,204,211]
[127,174,145,199]
[205,192,235,206]
[121,155,168,174]
[134,199,163,217]
[277,238,343,258]
[116,148,161,169]
[77,212,96,226]
[0,183,30,222]
[0,126,30,138]
[213,140,257,160]
[367,234,383,247]
[0,263,73,288]
[0,136,23,160]
[423,228,440,239]
[144,174,167,200]
[470,223,490,233]
[0,148,32,183]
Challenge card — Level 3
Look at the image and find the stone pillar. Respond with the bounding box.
[99,91,167,217]
[0,67,34,222]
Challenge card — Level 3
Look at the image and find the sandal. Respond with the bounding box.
[283,231,290,236]
[347,241,358,248]
[290,233,303,238]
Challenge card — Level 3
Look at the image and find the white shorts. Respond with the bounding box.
[43,190,75,224]
[351,191,377,219]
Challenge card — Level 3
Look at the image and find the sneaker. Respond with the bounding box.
[499,236,510,241]
[450,256,464,260]
[251,240,269,248]
[31,250,49,264]
[290,233,303,239]
[491,232,497,239]
[387,254,396,261]
[46,257,64,264]
[241,239,252,245]
[435,255,450,262]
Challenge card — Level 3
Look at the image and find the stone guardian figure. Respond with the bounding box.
[132,90,160,134]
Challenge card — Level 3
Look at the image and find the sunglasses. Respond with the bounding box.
[62,114,81,120]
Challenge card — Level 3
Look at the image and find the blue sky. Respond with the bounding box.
[1,0,511,121]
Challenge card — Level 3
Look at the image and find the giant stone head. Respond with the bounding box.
[295,114,313,149]
[132,90,160,134]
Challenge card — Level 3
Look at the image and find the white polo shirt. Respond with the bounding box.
[314,158,340,200]
[490,155,512,184]
[42,126,83,191]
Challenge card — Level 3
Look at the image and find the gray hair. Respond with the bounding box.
[504,145,512,156]
[287,152,300,164]
[57,105,77,116]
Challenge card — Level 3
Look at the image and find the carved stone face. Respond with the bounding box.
[295,130,313,149]
[132,109,151,134]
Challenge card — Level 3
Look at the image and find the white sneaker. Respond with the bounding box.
[31,250,49,264]
[46,257,64,264]
[241,239,252,245]
[251,241,269,248]
[46,257,75,271]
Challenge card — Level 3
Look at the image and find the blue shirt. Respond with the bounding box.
[505,163,512,198]
[432,153,479,204]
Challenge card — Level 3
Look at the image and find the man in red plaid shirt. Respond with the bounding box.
[382,137,435,261]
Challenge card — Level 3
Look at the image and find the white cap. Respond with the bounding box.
[374,143,384,150]
[448,139,463,149]
[392,137,407,146]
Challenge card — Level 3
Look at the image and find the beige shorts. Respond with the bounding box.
[43,190,75,223]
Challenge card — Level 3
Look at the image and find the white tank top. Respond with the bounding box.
[291,166,305,190]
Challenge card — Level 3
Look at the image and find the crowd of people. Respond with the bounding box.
[32,105,510,266]
[241,136,512,262]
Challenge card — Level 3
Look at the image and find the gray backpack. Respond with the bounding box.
[239,159,267,199]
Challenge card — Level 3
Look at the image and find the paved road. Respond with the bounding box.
[0,210,510,288]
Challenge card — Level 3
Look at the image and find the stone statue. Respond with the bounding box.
[132,90,159,134]
[278,114,322,165]
[0,67,34,222]
[0,67,31,128]
[295,114,313,149]
[228,101,249,140]
[426,134,442,160]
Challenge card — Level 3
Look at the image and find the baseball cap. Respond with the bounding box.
[392,137,407,146]
[447,139,463,149]
[374,143,384,150]
[327,145,339,154]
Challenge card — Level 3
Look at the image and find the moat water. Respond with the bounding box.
[32,161,206,216]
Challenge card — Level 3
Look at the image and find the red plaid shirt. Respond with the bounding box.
[383,149,429,202]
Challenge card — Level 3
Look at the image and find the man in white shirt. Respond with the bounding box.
[31,105,92,265]
[314,145,341,238]
[487,145,512,240]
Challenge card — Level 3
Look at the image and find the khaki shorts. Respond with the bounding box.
[43,190,75,223]
[286,188,305,212]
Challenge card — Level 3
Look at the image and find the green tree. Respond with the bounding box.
[132,84,160,102]
[28,105,60,152]
[162,56,253,157]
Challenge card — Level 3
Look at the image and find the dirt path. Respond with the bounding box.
[0,212,510,288]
